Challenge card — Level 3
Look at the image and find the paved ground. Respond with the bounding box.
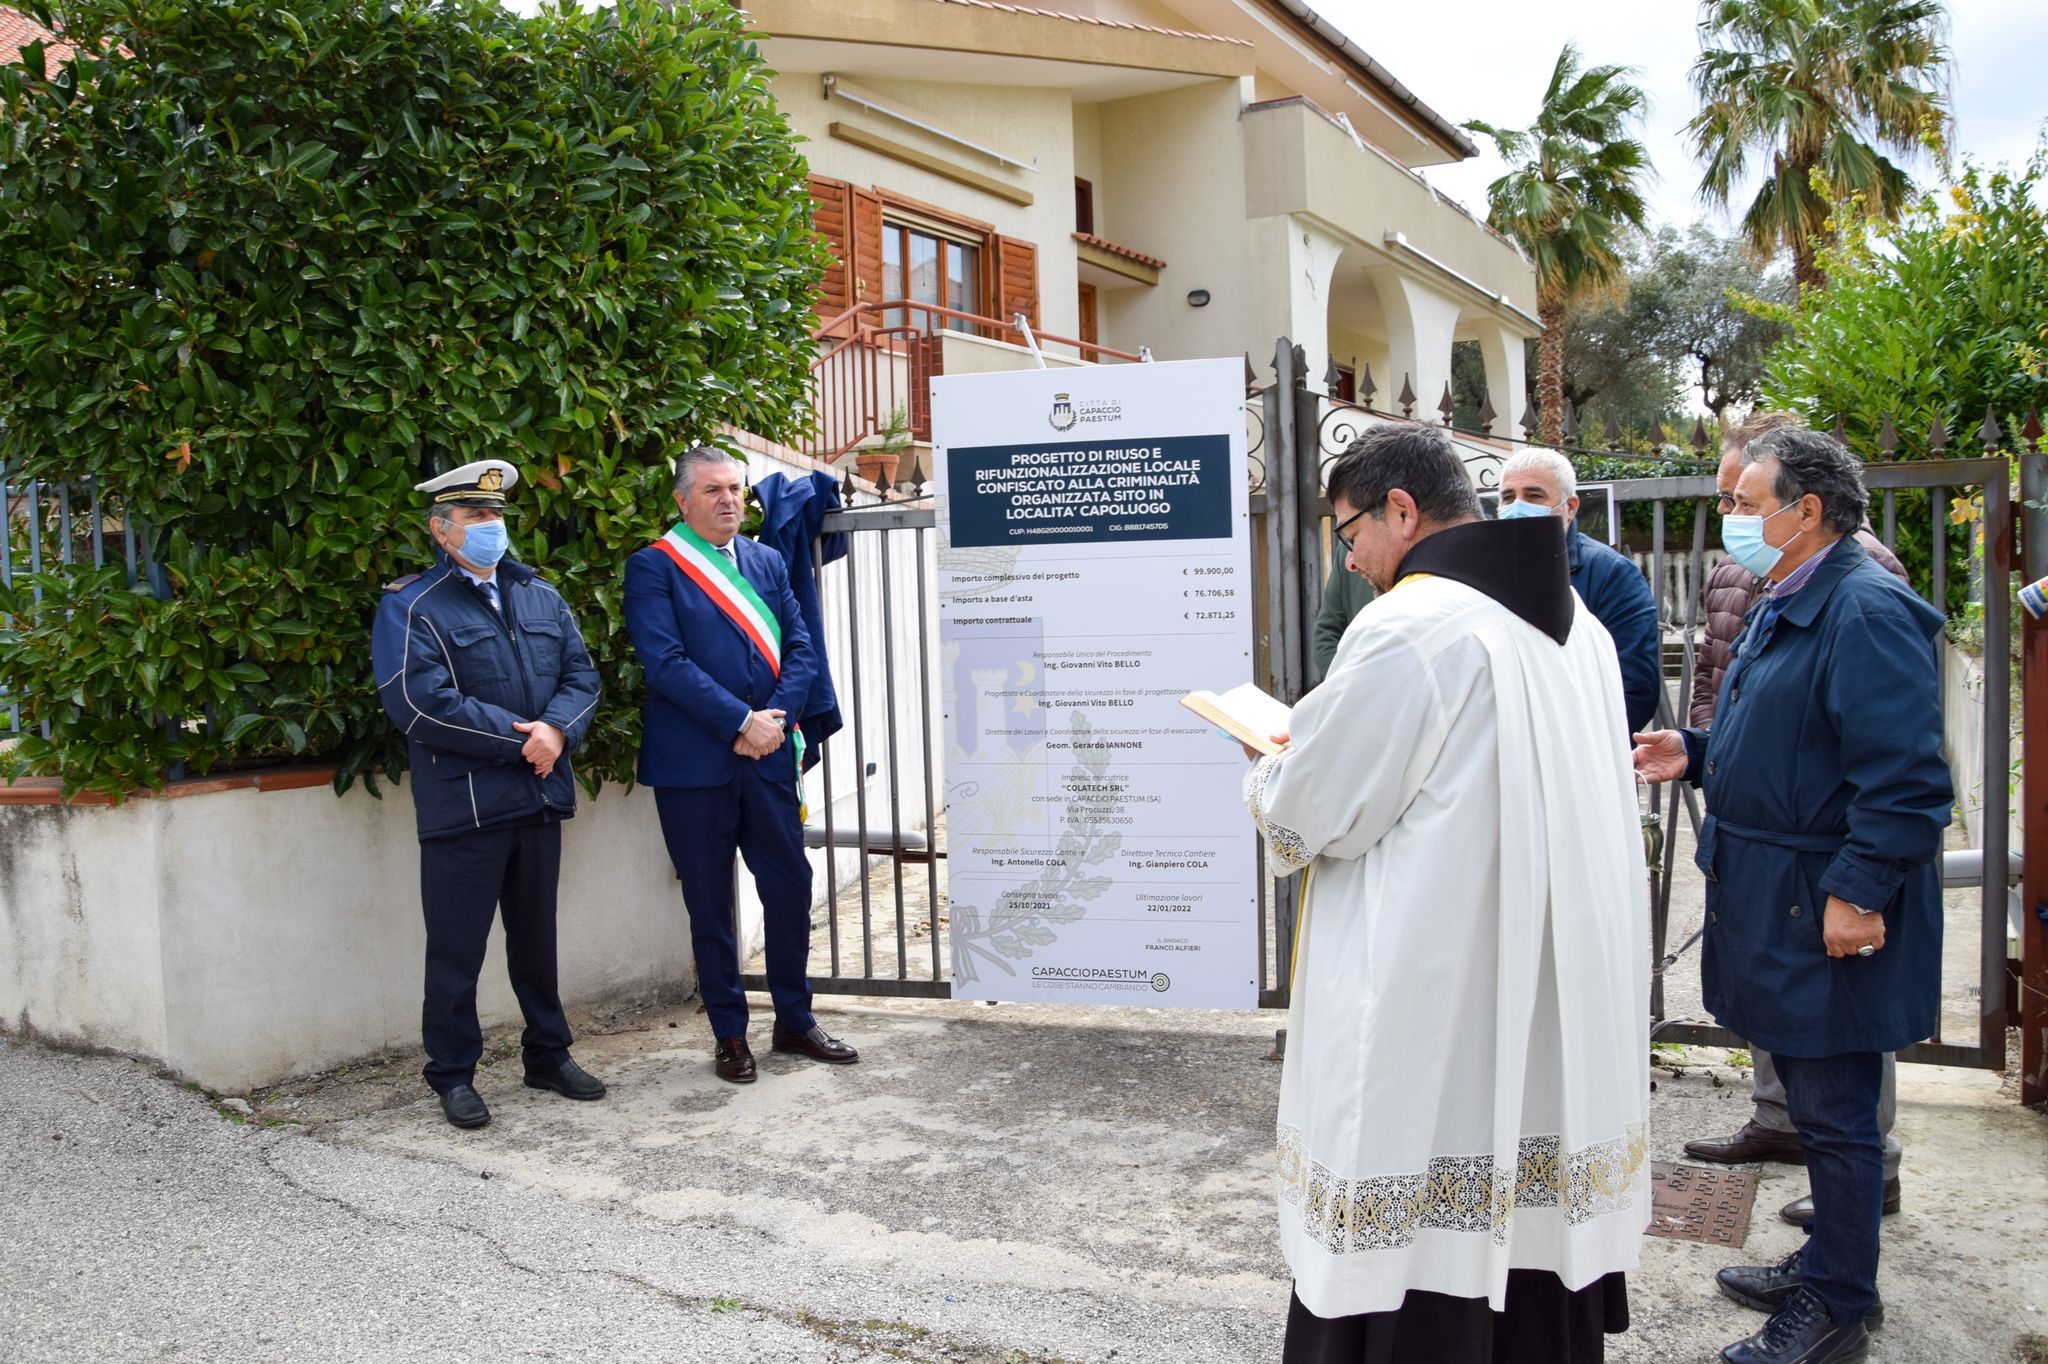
[3,984,2045,1364]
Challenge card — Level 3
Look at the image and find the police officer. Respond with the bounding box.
[371,459,606,1129]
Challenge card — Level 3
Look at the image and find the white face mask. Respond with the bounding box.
[1497,498,1561,521]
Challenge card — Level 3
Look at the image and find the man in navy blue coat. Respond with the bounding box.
[624,446,858,1084]
[1635,428,1950,1364]
[372,459,606,1130]
[1497,449,1661,734]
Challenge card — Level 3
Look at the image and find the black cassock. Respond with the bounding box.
[1283,1271,1629,1364]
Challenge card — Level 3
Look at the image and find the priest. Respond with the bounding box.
[1245,424,1650,1363]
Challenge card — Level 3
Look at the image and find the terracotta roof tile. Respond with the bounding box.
[1072,232,1166,270]
[0,6,75,68]
[920,0,1250,47]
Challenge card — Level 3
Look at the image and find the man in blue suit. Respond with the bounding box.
[624,446,857,1083]
[1496,448,1662,735]
[1635,427,1950,1364]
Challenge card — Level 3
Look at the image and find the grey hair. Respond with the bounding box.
[673,444,743,494]
[426,504,455,535]
[1324,423,1481,525]
[1500,448,1578,501]
[1743,427,1868,534]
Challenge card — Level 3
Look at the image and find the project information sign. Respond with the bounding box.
[931,358,1258,1009]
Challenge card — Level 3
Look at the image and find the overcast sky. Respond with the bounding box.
[1333,0,2048,237]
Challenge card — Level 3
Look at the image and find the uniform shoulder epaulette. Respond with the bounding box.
[383,572,423,592]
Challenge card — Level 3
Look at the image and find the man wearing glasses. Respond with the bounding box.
[1682,414,1912,1236]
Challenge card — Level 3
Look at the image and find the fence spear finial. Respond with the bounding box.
[1878,413,1899,456]
[1358,362,1377,408]
[1928,412,1949,454]
[1476,393,1497,437]
[1690,417,1709,452]
[1978,403,2004,453]
[1439,382,1455,427]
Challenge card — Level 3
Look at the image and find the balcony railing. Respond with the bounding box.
[802,299,1142,468]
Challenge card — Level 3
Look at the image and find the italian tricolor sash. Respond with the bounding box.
[655,522,782,676]
[653,522,808,815]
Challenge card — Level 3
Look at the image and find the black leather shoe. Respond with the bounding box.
[1719,1251,1884,1332]
[1685,1119,1805,1165]
[1780,1176,1900,1227]
[771,1023,859,1064]
[523,1058,606,1101]
[438,1084,490,1129]
[714,1036,757,1084]
[1721,1287,1871,1364]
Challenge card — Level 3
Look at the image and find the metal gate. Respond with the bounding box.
[759,338,2025,1075]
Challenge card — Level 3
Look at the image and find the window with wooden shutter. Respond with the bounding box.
[808,174,853,323]
[849,187,883,314]
[992,235,1039,332]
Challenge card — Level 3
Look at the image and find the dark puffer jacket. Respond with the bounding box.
[1688,529,1908,726]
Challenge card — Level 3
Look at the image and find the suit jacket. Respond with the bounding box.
[1681,535,1952,1056]
[624,533,818,788]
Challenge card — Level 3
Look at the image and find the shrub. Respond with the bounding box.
[0,0,828,799]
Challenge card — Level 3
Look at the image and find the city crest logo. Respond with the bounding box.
[1049,393,1077,432]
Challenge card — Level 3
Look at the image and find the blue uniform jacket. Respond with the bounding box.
[371,554,602,842]
[1683,534,1951,1057]
[1568,523,1661,734]
[623,533,818,789]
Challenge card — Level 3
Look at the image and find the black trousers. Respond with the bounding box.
[418,819,572,1093]
[1283,1272,1628,1364]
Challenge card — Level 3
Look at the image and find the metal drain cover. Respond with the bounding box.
[1645,1162,1759,1245]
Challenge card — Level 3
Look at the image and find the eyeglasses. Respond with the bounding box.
[1716,493,1737,513]
[1332,505,1368,556]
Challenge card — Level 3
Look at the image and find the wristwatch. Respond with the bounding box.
[1846,901,1879,916]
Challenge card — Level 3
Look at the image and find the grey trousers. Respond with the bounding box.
[1753,1048,1902,1181]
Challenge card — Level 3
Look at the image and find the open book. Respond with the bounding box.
[1180,683,1292,756]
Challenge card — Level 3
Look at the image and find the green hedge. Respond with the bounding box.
[0,0,828,799]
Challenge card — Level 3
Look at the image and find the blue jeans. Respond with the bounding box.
[1773,1050,1885,1326]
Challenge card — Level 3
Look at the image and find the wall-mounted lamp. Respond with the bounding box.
[1186,289,1211,307]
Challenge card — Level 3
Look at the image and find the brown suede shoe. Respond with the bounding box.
[1684,1119,1806,1165]
[771,1023,859,1064]
[1780,1177,1901,1227]
[714,1036,757,1084]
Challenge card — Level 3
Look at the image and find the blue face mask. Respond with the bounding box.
[1720,502,1803,577]
[452,518,508,569]
[1497,498,1559,520]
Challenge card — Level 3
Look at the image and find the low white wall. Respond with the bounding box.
[0,779,696,1092]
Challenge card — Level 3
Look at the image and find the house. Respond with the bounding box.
[0,6,73,67]
[751,0,1539,468]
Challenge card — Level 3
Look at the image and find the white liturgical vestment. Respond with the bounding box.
[1246,569,1649,1319]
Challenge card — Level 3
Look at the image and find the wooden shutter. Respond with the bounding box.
[849,187,883,312]
[1077,284,1098,348]
[808,174,853,322]
[993,235,1039,332]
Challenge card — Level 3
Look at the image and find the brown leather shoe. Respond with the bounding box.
[771,1023,859,1064]
[1780,1177,1901,1227]
[714,1036,756,1084]
[1684,1119,1806,1165]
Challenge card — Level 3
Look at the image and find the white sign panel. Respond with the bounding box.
[931,358,1258,1009]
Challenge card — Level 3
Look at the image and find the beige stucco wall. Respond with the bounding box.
[1093,78,1253,363]
[772,71,1081,340]
[0,781,695,1091]
[1243,99,1536,321]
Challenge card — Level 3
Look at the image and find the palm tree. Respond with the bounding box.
[1465,45,1653,448]
[1689,0,1950,292]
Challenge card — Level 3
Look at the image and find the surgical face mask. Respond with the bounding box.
[1497,498,1561,521]
[451,518,508,569]
[1720,501,1803,577]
